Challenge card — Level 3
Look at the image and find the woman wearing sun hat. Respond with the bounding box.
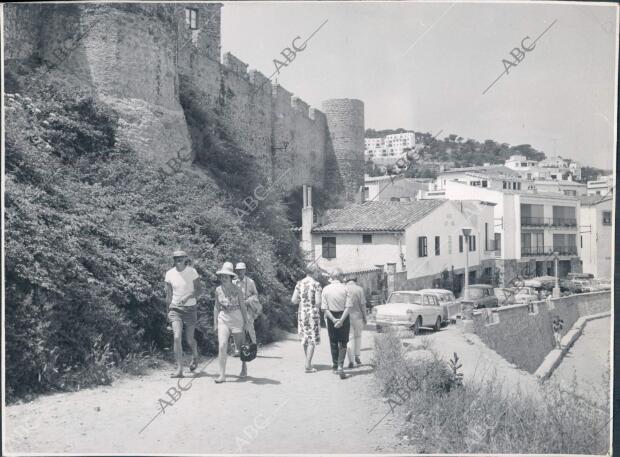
[165,250,201,378]
[214,261,251,383]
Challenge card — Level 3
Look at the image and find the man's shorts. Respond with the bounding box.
[168,306,198,326]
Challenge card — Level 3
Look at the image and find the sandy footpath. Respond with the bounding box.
[5,328,408,455]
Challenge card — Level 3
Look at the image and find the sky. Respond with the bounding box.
[221,1,618,170]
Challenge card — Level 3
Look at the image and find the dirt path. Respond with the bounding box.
[5,328,406,454]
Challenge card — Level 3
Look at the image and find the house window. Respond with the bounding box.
[580,235,583,248]
[185,8,198,30]
[362,234,373,244]
[517,182,521,190]
[468,235,476,251]
[602,211,612,226]
[362,187,370,201]
[459,235,463,253]
[435,236,440,255]
[418,236,428,257]
[503,181,507,189]
[482,180,488,188]
[322,237,336,259]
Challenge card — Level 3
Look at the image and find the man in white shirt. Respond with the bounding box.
[321,268,353,379]
[165,250,202,378]
[234,262,260,344]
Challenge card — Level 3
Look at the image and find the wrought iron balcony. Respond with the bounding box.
[521,245,578,256]
[520,217,577,228]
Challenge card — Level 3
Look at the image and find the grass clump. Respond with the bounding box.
[373,332,610,454]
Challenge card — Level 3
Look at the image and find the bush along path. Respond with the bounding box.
[4,65,308,402]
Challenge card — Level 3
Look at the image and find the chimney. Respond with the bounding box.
[301,185,314,260]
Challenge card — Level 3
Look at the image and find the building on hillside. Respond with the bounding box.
[579,195,613,278]
[505,154,582,181]
[359,175,430,202]
[300,196,496,294]
[421,180,582,285]
[587,175,614,196]
[435,165,529,192]
[533,179,587,196]
[364,132,416,160]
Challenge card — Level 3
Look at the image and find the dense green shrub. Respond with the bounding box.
[5,68,306,401]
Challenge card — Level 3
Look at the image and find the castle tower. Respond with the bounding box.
[322,99,365,202]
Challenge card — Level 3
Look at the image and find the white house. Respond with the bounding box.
[435,165,527,192]
[359,175,431,202]
[533,179,587,197]
[301,196,495,292]
[587,175,614,196]
[579,195,613,278]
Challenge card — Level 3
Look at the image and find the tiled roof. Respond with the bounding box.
[312,200,445,233]
[578,194,613,206]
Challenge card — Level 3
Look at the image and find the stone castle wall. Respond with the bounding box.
[4,3,360,196]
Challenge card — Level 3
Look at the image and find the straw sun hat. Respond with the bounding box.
[216,262,237,277]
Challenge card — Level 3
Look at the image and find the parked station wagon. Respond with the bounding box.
[373,290,444,334]
[418,289,461,324]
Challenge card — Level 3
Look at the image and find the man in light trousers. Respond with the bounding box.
[345,276,367,368]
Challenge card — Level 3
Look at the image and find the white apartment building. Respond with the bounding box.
[422,180,582,285]
[587,175,614,196]
[365,132,416,159]
[579,195,613,278]
[533,179,587,197]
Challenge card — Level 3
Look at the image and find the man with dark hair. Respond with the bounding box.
[321,268,352,380]
[165,250,202,378]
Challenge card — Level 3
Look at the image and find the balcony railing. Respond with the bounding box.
[521,217,577,228]
[521,245,578,256]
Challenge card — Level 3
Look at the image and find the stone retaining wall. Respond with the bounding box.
[471,291,611,373]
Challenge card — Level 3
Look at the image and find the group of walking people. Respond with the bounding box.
[164,250,366,383]
[165,251,259,383]
[291,265,367,380]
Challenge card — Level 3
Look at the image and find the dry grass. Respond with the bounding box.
[373,332,610,454]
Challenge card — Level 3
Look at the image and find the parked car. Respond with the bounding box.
[589,278,611,290]
[459,285,498,318]
[513,286,540,304]
[494,287,516,306]
[373,290,444,334]
[418,289,460,324]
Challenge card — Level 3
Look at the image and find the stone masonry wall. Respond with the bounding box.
[472,290,611,373]
[4,3,353,196]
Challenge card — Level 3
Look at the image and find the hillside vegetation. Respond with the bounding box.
[365,128,610,180]
[4,62,306,401]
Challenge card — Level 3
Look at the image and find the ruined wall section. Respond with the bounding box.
[271,85,328,190]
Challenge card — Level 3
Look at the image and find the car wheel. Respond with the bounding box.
[434,316,442,332]
[412,317,421,335]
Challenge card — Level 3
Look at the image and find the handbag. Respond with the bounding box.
[239,330,257,362]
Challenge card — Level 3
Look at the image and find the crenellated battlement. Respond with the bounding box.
[222,52,249,79]
[4,2,360,199]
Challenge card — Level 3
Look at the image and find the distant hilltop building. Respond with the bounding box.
[504,154,581,181]
[4,3,365,201]
[365,132,416,166]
